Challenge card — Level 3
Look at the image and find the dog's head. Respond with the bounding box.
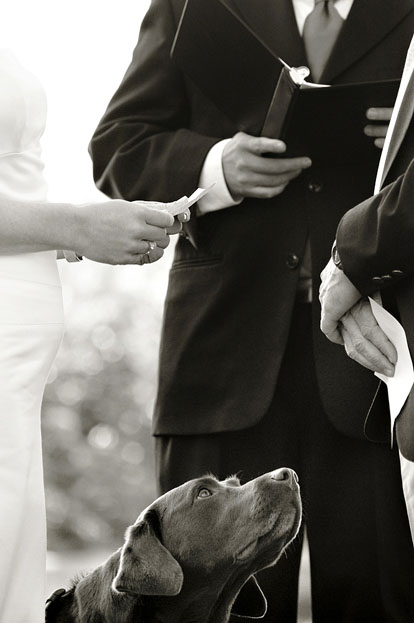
[48,468,301,623]
[113,467,301,621]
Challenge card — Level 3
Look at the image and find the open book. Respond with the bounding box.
[263,64,400,164]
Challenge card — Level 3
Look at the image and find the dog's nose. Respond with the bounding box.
[271,468,299,489]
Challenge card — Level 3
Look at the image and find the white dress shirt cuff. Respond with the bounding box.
[197,139,242,215]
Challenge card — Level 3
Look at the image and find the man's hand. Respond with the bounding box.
[222,132,312,200]
[319,258,362,344]
[340,299,397,376]
[364,107,393,149]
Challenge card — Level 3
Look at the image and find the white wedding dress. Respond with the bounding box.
[0,50,64,622]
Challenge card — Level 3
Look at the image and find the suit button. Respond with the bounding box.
[372,276,384,286]
[286,253,300,269]
[380,274,393,282]
[391,269,404,278]
[308,181,323,193]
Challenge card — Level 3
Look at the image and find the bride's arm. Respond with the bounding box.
[0,195,175,265]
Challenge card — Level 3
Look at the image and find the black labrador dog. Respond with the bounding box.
[46,468,301,623]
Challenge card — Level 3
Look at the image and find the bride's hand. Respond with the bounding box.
[75,200,174,265]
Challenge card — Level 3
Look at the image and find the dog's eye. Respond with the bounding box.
[197,487,213,499]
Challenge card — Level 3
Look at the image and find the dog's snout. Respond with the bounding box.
[271,468,298,489]
[272,468,290,482]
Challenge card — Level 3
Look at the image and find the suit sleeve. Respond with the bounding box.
[336,156,414,296]
[89,0,220,202]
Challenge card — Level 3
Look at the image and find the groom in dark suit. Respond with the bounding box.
[90,1,414,620]
[320,34,414,485]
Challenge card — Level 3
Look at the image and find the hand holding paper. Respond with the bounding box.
[140,185,214,218]
[339,297,397,376]
[166,186,215,216]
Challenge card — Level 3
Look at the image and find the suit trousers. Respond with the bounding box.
[155,302,414,622]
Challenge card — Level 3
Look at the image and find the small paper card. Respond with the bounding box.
[144,185,214,217]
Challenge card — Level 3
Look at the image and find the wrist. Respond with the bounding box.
[37,201,81,252]
[67,203,92,257]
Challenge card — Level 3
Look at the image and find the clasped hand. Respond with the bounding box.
[319,259,397,377]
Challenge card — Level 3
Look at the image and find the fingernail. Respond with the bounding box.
[384,368,395,377]
[390,355,398,365]
[366,108,376,119]
[304,159,312,167]
[274,140,287,151]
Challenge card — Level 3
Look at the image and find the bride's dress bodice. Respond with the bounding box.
[0,49,60,288]
[0,49,48,201]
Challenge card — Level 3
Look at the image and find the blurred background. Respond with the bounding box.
[4,0,310,618]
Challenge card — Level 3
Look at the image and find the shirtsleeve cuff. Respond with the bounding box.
[197,139,243,215]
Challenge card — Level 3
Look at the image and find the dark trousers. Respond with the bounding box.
[155,303,414,622]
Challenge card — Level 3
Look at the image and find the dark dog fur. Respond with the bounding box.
[46,468,301,623]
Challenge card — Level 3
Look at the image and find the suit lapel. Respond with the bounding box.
[380,66,414,186]
[224,0,307,68]
[321,0,414,84]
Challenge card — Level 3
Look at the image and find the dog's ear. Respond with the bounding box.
[231,575,267,619]
[112,510,183,596]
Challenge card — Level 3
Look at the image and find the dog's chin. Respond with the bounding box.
[236,502,302,568]
[213,503,302,623]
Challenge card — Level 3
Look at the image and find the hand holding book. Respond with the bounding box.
[365,107,393,149]
[222,132,312,201]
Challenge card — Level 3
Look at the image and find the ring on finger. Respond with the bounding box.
[145,240,157,255]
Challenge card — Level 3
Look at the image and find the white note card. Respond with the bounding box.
[143,185,214,217]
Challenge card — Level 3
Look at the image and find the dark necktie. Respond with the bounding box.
[302,0,344,83]
[297,1,344,301]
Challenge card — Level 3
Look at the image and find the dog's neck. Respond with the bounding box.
[139,565,253,623]
[141,588,232,623]
[70,552,252,623]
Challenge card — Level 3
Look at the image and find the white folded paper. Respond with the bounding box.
[369,297,414,443]
[368,297,414,547]
[143,185,214,217]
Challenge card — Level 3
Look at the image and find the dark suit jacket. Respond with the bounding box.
[90,0,414,439]
[336,69,414,459]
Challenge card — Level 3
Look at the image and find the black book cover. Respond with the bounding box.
[263,67,400,164]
